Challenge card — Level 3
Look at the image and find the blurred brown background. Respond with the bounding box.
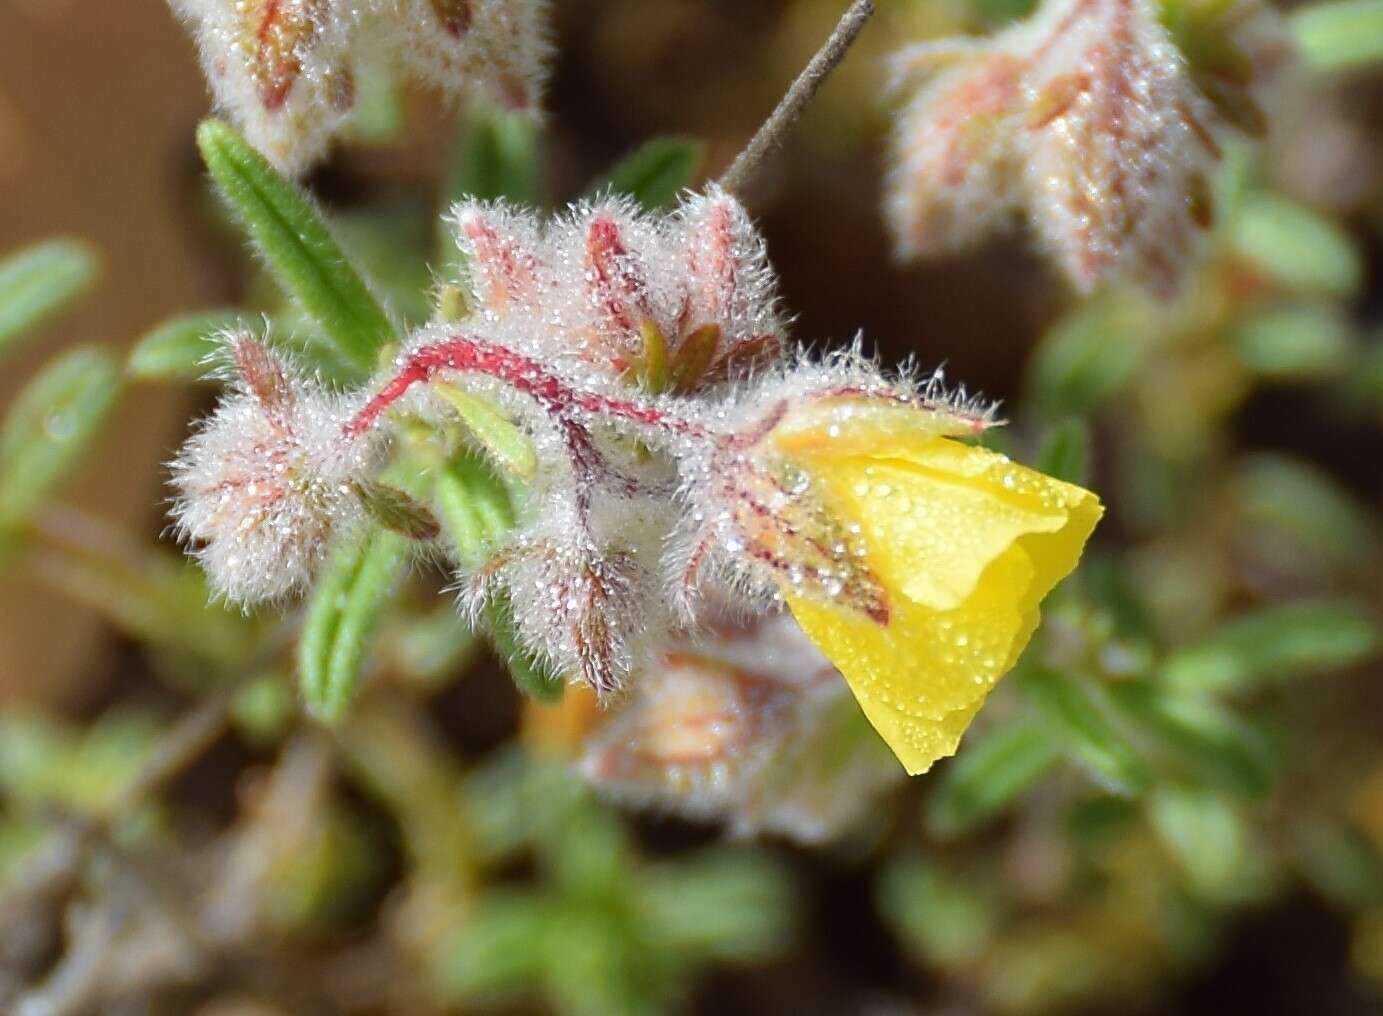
[0,0,216,700]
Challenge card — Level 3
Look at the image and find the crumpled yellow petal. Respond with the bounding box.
[781,436,1102,775]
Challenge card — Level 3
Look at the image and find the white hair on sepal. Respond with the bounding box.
[453,495,675,698]
[170,1,553,175]
[672,184,791,347]
[445,198,551,319]
[169,334,385,606]
[388,0,553,115]
[168,0,363,175]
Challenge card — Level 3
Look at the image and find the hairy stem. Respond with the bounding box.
[347,336,707,442]
[719,0,877,194]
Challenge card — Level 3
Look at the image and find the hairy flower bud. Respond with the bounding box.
[448,186,787,394]
[170,335,379,604]
[886,0,1283,293]
[581,614,902,843]
[169,0,550,173]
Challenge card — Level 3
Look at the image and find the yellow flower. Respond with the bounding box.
[768,401,1103,774]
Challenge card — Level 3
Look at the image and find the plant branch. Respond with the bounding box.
[719,0,876,194]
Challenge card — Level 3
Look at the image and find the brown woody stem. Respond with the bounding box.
[718,0,876,194]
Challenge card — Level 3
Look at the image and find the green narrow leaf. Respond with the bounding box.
[1231,192,1361,297]
[1035,418,1092,485]
[34,522,257,670]
[439,106,542,275]
[927,720,1061,838]
[0,347,120,526]
[1294,822,1383,909]
[1027,288,1153,417]
[878,858,996,966]
[639,850,794,963]
[1291,0,1383,71]
[387,604,481,686]
[431,457,563,701]
[1148,785,1258,902]
[298,529,409,724]
[1018,667,1151,795]
[1231,454,1377,580]
[126,308,249,382]
[444,106,541,208]
[197,119,395,376]
[488,592,565,703]
[1110,682,1271,798]
[1230,304,1356,380]
[1163,599,1381,693]
[592,137,706,210]
[434,384,539,479]
[435,891,554,1004]
[434,456,516,569]
[0,240,98,358]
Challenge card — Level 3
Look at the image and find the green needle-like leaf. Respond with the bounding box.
[439,106,542,274]
[1231,192,1361,297]
[592,137,706,210]
[927,719,1062,837]
[1035,418,1093,485]
[444,106,541,208]
[298,529,409,724]
[435,383,538,479]
[0,240,98,360]
[878,858,996,966]
[126,308,250,382]
[639,850,794,963]
[197,119,395,377]
[432,458,563,701]
[1230,304,1356,380]
[1019,667,1151,795]
[0,347,121,527]
[1027,288,1153,418]
[1291,0,1383,71]
[487,591,565,703]
[1110,682,1272,798]
[34,520,258,672]
[435,891,554,1003]
[1163,599,1381,694]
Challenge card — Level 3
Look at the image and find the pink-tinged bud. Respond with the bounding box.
[461,528,666,696]
[450,202,547,321]
[169,0,551,174]
[886,0,1283,294]
[389,0,551,115]
[580,614,901,843]
[673,187,786,388]
[442,188,788,394]
[170,335,379,604]
[170,0,356,173]
[887,44,1027,257]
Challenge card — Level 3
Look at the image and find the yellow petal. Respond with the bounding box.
[805,436,1095,610]
[781,437,1102,775]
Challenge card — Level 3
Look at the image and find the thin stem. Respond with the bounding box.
[347,335,708,441]
[718,0,876,194]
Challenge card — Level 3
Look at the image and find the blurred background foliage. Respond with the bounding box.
[2,0,1383,1013]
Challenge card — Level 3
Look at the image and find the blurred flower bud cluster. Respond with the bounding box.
[169,0,550,172]
[885,0,1290,293]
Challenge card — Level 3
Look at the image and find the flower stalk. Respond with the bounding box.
[719,0,877,194]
